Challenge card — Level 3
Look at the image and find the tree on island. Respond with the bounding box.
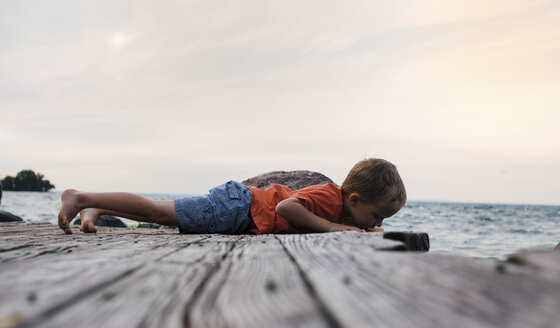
[1,170,55,192]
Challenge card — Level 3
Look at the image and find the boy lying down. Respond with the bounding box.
[58,158,406,235]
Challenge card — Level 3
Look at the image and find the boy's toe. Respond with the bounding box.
[58,213,73,234]
[63,224,73,234]
[59,221,72,234]
[82,221,97,233]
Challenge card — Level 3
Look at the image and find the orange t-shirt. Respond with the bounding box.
[244,183,344,234]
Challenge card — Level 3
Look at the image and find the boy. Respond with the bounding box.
[57,158,406,235]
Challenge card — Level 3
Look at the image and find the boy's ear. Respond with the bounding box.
[349,192,361,206]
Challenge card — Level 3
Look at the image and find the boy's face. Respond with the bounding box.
[342,193,403,230]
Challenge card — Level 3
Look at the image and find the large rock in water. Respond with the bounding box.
[72,215,128,228]
[0,210,24,222]
[242,170,335,190]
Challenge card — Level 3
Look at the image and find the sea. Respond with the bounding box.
[1,191,559,261]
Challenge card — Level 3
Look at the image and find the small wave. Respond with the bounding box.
[507,228,542,234]
[473,204,493,210]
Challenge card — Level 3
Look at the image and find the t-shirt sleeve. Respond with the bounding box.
[290,184,342,222]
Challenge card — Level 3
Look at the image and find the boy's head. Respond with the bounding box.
[340,158,406,229]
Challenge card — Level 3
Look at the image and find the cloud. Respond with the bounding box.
[1,0,559,203]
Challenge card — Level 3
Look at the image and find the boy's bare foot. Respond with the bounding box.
[58,189,81,234]
[79,208,101,233]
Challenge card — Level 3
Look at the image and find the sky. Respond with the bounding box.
[1,0,559,205]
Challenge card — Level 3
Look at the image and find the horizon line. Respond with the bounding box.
[2,190,559,207]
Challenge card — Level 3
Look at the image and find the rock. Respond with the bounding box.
[0,180,2,206]
[242,170,335,190]
[555,243,560,251]
[383,231,430,251]
[72,215,128,228]
[0,210,24,222]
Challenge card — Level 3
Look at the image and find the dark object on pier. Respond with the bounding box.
[383,231,430,251]
[72,215,128,228]
[0,210,24,222]
[242,170,335,190]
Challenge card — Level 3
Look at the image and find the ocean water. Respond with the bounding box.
[1,191,559,261]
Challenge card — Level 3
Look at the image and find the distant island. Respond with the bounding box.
[1,170,55,192]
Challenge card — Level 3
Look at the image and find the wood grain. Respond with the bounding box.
[186,234,331,328]
[278,232,560,328]
[1,222,559,328]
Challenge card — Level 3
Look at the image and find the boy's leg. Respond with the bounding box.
[58,189,178,234]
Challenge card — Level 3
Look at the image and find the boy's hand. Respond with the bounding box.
[328,223,365,232]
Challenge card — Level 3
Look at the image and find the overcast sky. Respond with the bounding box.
[1,0,559,205]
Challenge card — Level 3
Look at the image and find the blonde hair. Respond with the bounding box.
[341,158,406,205]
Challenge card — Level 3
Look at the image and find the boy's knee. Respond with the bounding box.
[148,200,178,225]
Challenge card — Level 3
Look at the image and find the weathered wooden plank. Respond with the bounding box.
[0,223,178,255]
[0,234,188,263]
[285,231,407,250]
[277,232,418,328]
[186,234,330,328]
[278,231,560,328]
[507,250,560,277]
[0,223,57,238]
[0,222,176,238]
[23,235,245,328]
[0,227,193,264]
[0,232,210,326]
[6,223,559,328]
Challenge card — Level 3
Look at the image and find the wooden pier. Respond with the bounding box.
[0,222,559,328]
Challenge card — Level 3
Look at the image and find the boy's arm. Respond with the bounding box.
[276,197,364,232]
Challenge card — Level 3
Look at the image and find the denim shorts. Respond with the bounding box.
[174,180,253,234]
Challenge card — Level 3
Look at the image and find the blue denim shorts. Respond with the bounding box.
[174,180,253,234]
